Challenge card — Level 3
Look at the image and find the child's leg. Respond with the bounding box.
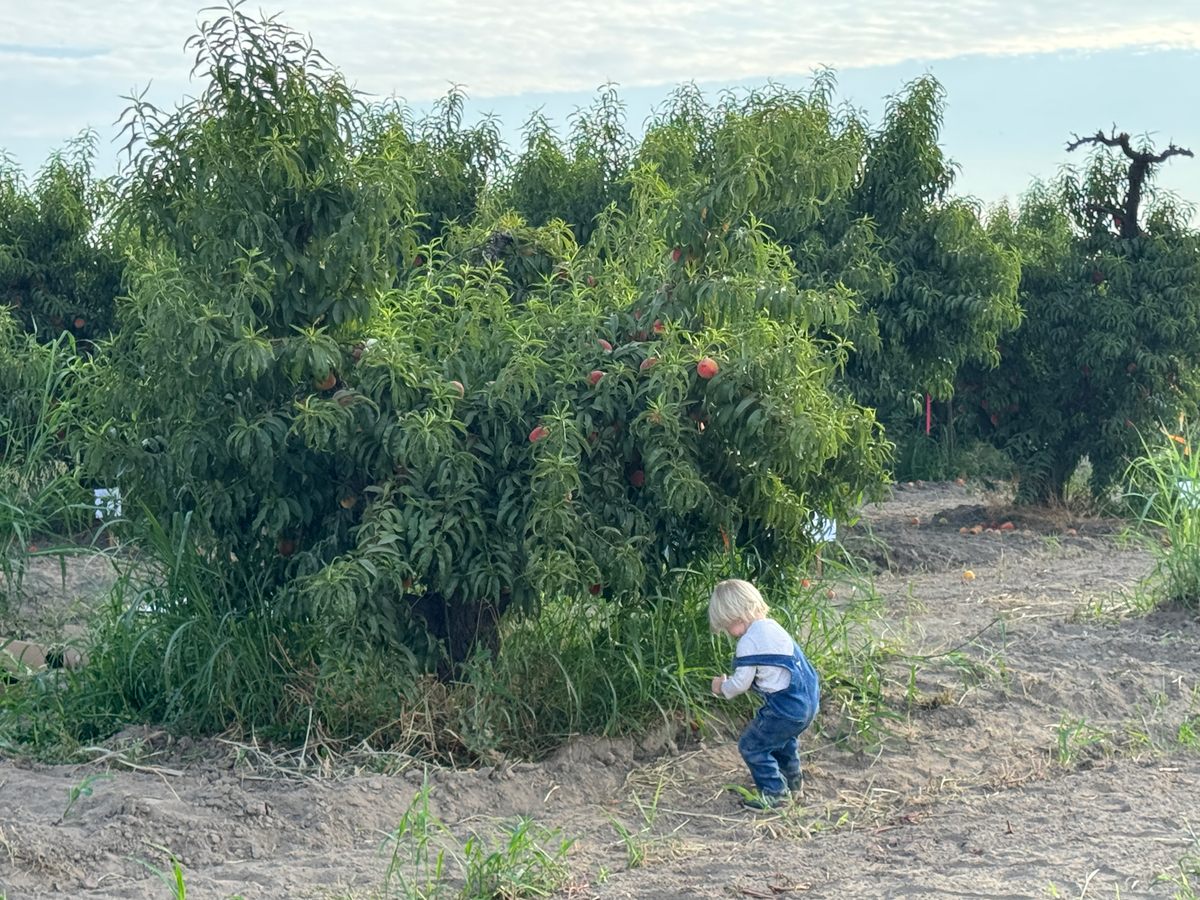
[737,713,789,797]
[770,735,802,790]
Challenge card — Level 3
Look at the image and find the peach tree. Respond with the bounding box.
[844,78,1021,417]
[0,134,123,347]
[85,8,889,669]
[634,78,1020,465]
[300,188,890,664]
[959,132,1200,502]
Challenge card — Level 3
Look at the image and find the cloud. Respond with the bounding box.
[0,43,108,60]
[247,1,1200,99]
[1,0,1197,105]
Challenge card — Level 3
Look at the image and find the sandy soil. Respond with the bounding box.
[2,482,1199,899]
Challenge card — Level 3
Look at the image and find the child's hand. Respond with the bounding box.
[711,675,725,697]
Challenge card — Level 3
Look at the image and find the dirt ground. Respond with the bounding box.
[2,482,1199,899]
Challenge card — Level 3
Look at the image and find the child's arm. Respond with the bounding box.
[712,667,754,699]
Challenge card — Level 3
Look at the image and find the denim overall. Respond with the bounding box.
[732,643,820,796]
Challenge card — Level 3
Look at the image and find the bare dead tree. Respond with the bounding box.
[1066,128,1193,239]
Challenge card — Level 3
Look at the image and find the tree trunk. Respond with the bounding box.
[409,590,513,679]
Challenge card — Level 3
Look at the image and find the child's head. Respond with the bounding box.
[708,579,769,634]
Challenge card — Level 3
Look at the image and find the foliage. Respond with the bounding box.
[384,780,573,899]
[80,6,888,671]
[0,311,91,618]
[0,512,891,763]
[844,77,1021,426]
[962,140,1200,502]
[84,5,419,630]
[637,77,870,339]
[290,187,887,664]
[1125,421,1200,609]
[0,133,123,345]
[636,77,1020,456]
[464,553,891,759]
[366,87,505,248]
[0,510,422,754]
[890,421,1015,484]
[503,84,633,244]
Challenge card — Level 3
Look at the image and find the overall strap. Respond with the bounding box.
[732,653,798,669]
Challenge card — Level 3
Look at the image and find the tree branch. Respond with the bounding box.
[1066,128,1194,239]
[1066,129,1134,157]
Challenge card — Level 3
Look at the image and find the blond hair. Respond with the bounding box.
[708,579,769,632]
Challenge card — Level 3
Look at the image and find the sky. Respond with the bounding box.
[2,1,1199,213]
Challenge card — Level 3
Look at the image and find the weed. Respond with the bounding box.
[383,777,573,899]
[1125,422,1200,610]
[1155,826,1200,900]
[607,815,647,870]
[606,773,669,869]
[57,771,112,823]
[462,818,572,899]
[383,777,449,897]
[4,519,895,769]
[136,845,188,899]
[1053,715,1112,766]
[1178,717,1200,751]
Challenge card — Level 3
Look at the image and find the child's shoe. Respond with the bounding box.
[785,770,803,792]
[741,790,790,811]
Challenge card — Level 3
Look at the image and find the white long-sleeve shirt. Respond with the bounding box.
[720,618,794,700]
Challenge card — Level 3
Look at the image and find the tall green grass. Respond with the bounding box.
[892,421,1015,484]
[1,509,426,757]
[1125,422,1200,609]
[0,328,92,622]
[464,552,890,759]
[3,501,891,764]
